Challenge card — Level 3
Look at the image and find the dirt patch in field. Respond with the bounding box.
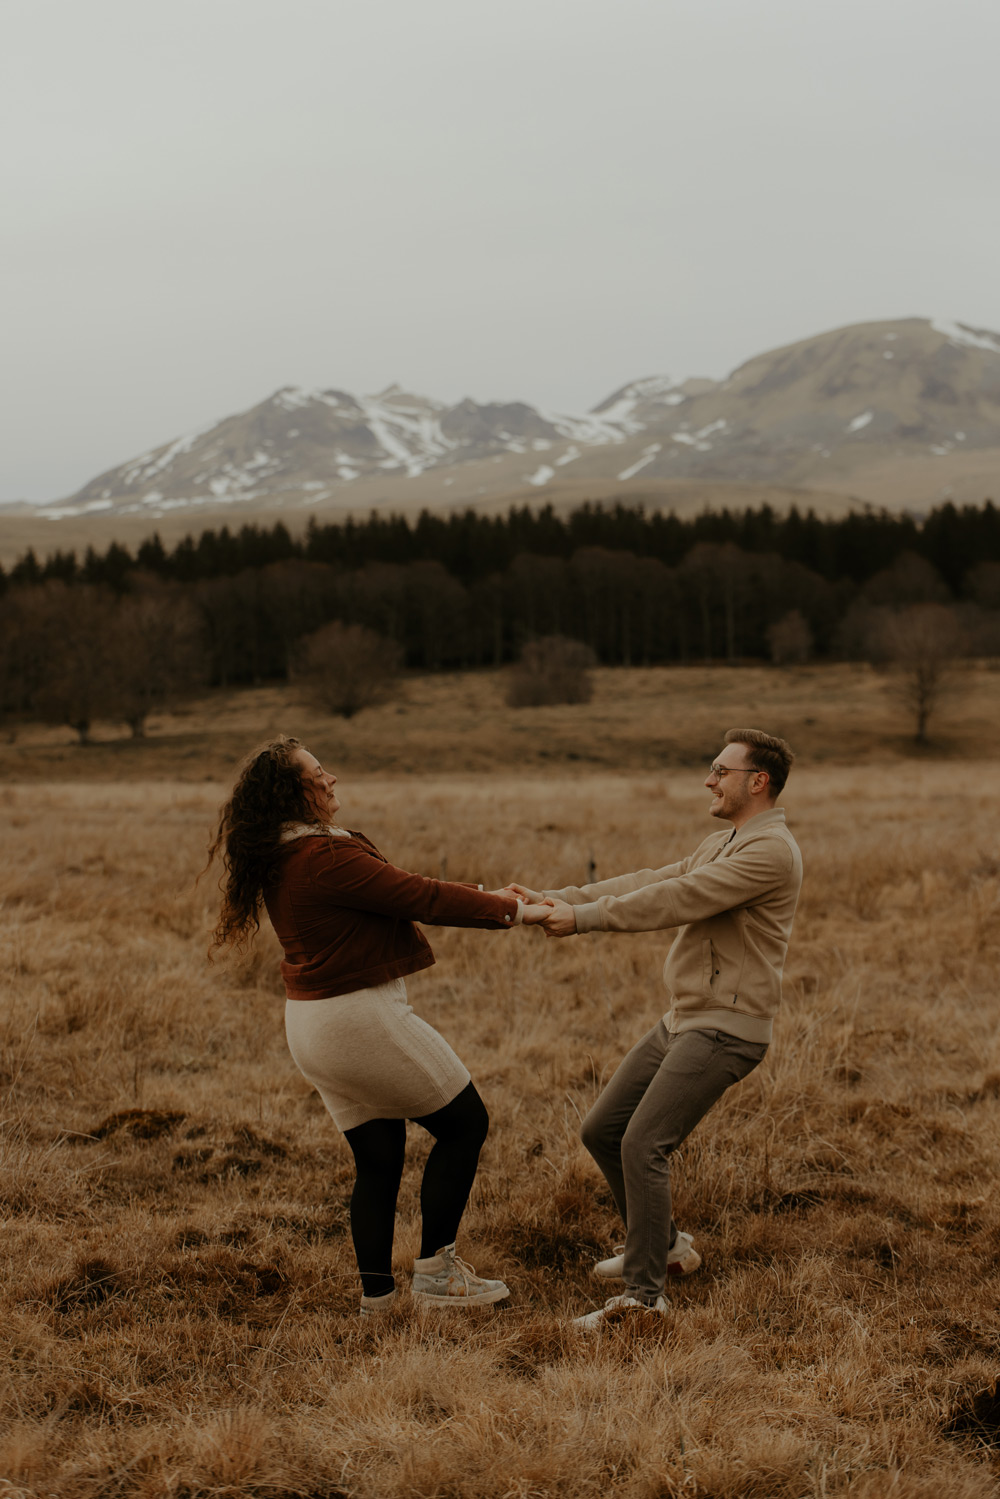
[49,1257,129,1313]
[88,1108,186,1141]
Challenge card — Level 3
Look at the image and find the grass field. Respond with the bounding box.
[2,659,999,782]
[1,670,999,1497]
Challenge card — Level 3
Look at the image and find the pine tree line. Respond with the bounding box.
[1,502,999,741]
[6,498,1000,594]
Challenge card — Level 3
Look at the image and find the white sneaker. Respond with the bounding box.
[412,1243,510,1307]
[359,1287,397,1317]
[571,1293,669,1332]
[594,1230,701,1280]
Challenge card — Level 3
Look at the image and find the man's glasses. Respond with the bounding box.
[708,763,761,780]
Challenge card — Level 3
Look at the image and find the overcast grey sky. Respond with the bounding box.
[3,0,999,501]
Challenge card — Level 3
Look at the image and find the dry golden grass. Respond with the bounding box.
[2,683,1000,1496]
[2,659,1000,783]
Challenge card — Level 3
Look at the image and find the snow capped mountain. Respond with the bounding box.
[55,384,634,518]
[592,374,709,429]
[33,317,1000,522]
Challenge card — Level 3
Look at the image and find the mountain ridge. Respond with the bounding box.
[11,317,1000,535]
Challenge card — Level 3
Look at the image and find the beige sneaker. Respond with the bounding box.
[594,1230,701,1280]
[571,1293,669,1333]
[412,1243,509,1307]
[359,1287,398,1317]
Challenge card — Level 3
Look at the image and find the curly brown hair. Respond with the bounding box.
[207,735,315,952]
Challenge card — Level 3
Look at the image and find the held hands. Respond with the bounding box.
[496,883,577,936]
[521,898,577,938]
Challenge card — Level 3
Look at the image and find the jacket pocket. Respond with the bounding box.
[730,911,747,999]
[703,938,719,996]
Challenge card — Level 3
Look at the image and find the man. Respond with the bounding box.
[516,728,802,1330]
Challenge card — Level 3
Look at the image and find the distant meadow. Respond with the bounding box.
[1,665,1000,1496]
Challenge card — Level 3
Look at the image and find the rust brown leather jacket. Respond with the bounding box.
[263,829,519,1001]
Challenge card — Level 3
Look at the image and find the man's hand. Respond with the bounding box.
[521,898,577,937]
[505,881,544,903]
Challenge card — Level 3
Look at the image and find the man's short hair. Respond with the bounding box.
[724,728,794,797]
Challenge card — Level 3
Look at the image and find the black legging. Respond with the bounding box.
[343,1081,490,1297]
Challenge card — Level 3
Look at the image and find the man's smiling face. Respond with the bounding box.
[704,744,762,826]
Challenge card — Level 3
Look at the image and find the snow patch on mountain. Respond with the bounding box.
[275,386,356,411]
[618,444,662,480]
[669,420,727,453]
[931,319,1000,353]
[536,407,629,445]
[593,375,688,428]
[39,498,117,520]
[120,424,220,487]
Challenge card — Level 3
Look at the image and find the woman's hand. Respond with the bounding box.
[521,899,577,937]
[504,882,544,903]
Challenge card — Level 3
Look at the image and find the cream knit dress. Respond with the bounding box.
[279,825,470,1132]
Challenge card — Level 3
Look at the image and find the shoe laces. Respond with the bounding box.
[447,1252,484,1286]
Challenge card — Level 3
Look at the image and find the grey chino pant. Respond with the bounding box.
[580,1020,768,1302]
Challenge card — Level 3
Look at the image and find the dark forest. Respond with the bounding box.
[2,501,999,739]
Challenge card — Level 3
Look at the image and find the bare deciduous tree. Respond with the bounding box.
[506,635,597,707]
[109,585,206,736]
[677,543,753,661]
[866,603,968,744]
[863,551,949,607]
[31,583,119,744]
[2,580,207,742]
[767,609,813,666]
[964,561,1000,612]
[0,586,55,738]
[258,560,337,674]
[295,621,402,719]
[960,561,1000,654]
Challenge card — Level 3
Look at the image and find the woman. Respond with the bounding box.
[209,735,525,1316]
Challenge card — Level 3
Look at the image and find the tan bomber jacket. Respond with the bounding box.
[544,807,802,1045]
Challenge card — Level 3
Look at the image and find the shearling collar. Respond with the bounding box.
[279,821,351,842]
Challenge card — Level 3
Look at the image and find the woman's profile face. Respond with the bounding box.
[291,748,340,823]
